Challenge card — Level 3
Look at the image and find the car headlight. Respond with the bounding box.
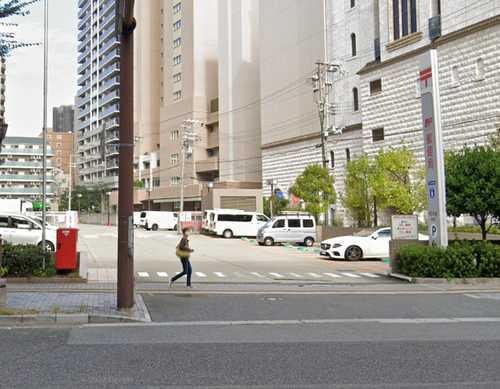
[332,243,343,248]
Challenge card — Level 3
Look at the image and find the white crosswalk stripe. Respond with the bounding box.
[137,272,150,278]
[250,272,265,278]
[214,272,226,277]
[157,272,169,278]
[307,272,322,278]
[289,273,303,278]
[195,272,207,277]
[269,272,285,278]
[339,272,362,278]
[359,272,380,278]
[324,272,342,278]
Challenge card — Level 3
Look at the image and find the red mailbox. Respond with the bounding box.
[55,228,79,271]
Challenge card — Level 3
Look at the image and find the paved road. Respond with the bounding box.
[2,292,500,388]
[79,224,391,284]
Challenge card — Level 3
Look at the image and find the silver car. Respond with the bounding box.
[257,214,316,247]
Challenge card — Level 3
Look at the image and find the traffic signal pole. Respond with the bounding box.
[117,0,136,309]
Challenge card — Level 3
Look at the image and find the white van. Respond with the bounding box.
[0,213,58,251]
[212,210,269,238]
[257,213,317,247]
[140,211,178,231]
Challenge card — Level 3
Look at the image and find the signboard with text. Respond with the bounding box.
[419,50,448,247]
[391,215,419,240]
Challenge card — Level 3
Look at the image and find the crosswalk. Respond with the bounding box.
[87,268,383,283]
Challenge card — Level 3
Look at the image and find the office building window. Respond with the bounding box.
[170,153,179,165]
[173,2,181,14]
[329,151,335,169]
[173,55,182,65]
[173,37,182,48]
[173,72,182,83]
[370,79,382,95]
[345,148,351,162]
[171,130,179,141]
[350,0,355,7]
[173,20,181,31]
[352,87,359,111]
[392,0,417,41]
[170,176,181,186]
[351,33,357,57]
[173,90,182,101]
[372,128,385,142]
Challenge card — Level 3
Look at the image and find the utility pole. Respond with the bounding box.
[68,153,73,211]
[311,62,341,225]
[117,0,136,309]
[41,0,49,260]
[177,119,202,234]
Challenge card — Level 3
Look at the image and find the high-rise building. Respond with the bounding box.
[52,105,75,133]
[46,128,75,188]
[0,136,55,204]
[0,57,7,144]
[75,0,120,189]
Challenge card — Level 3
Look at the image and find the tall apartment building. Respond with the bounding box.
[0,57,7,144]
[76,0,120,189]
[52,105,75,133]
[107,0,263,212]
[0,136,55,204]
[46,128,76,188]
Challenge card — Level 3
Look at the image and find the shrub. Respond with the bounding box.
[2,244,55,277]
[398,241,499,278]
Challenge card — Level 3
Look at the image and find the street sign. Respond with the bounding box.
[391,215,418,240]
[419,49,448,247]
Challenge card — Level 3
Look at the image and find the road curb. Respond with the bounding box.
[388,273,500,285]
[0,312,147,327]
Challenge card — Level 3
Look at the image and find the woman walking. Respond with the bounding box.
[169,227,194,288]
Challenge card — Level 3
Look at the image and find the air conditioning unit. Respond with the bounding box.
[429,15,441,40]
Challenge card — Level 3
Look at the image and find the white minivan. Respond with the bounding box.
[0,213,58,251]
[256,213,317,247]
[212,210,269,238]
[140,211,178,231]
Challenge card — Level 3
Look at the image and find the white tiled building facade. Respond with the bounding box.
[260,0,500,226]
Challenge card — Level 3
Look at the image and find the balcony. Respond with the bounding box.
[0,186,55,196]
[196,157,218,174]
[100,24,116,42]
[100,5,116,30]
[77,57,91,74]
[100,48,120,68]
[99,103,119,120]
[105,131,120,143]
[77,82,91,97]
[0,147,53,157]
[77,24,91,42]
[99,37,119,56]
[99,89,120,106]
[104,117,120,130]
[77,46,90,63]
[98,62,120,82]
[100,76,119,94]
[207,129,219,149]
[0,160,53,169]
[77,105,91,119]
[78,0,90,10]
[106,144,119,156]
[0,174,55,182]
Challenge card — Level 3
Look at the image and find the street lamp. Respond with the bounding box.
[77,193,82,214]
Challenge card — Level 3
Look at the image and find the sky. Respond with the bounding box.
[4,0,77,137]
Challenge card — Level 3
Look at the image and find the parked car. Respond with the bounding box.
[0,213,57,251]
[140,211,178,231]
[257,213,316,247]
[133,212,143,228]
[211,210,269,238]
[320,227,428,261]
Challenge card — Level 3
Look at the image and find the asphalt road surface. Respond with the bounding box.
[2,292,500,388]
[78,224,390,284]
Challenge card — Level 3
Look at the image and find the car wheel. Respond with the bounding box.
[39,241,55,252]
[223,229,233,239]
[345,245,363,261]
[264,237,274,247]
[304,237,314,247]
[151,224,159,231]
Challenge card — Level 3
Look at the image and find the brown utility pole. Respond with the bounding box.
[117,0,136,309]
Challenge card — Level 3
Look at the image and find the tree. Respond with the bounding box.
[263,196,289,218]
[370,147,425,215]
[0,0,40,57]
[343,154,374,227]
[445,146,500,240]
[59,186,107,213]
[489,126,500,151]
[290,165,336,222]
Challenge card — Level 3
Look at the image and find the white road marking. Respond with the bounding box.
[137,272,150,278]
[289,273,302,278]
[214,272,226,278]
[250,272,265,278]
[269,272,285,278]
[340,272,362,278]
[324,273,342,278]
[157,272,169,278]
[360,272,380,278]
[195,272,207,277]
[307,272,322,278]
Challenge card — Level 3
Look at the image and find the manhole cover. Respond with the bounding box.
[263,297,283,302]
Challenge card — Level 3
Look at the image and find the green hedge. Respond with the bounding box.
[398,241,500,278]
[1,243,55,277]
